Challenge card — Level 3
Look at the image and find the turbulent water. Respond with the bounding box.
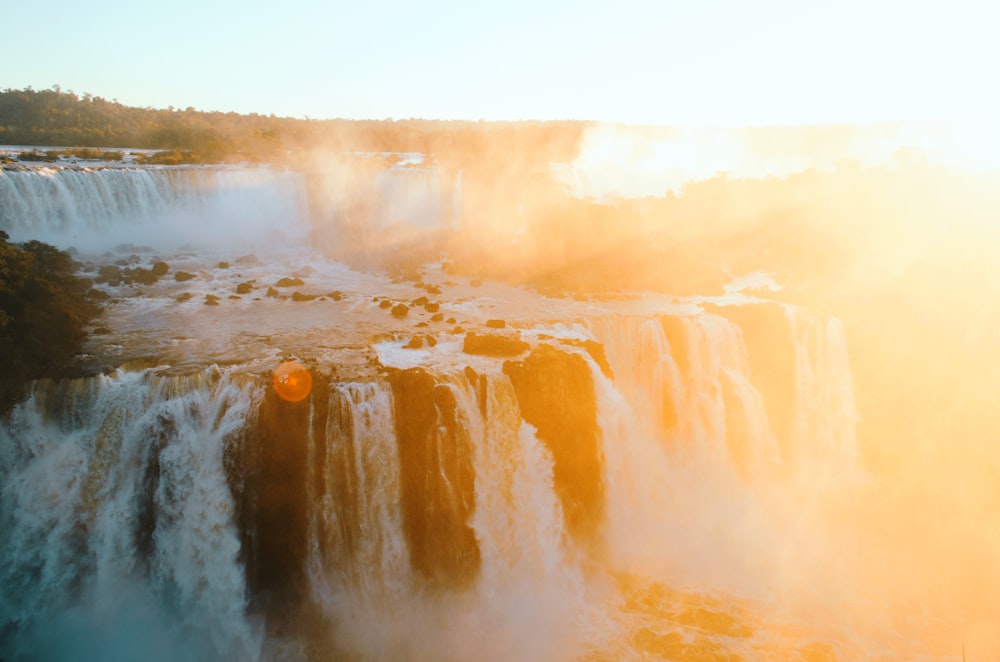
[0,160,953,660]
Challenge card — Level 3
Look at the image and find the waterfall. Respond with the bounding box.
[0,305,864,659]
[0,166,309,252]
[305,381,411,657]
[786,307,859,464]
[0,368,263,661]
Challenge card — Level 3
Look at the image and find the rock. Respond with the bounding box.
[504,345,604,545]
[462,331,529,357]
[559,339,614,379]
[425,285,442,295]
[404,336,424,349]
[385,367,481,587]
[379,299,393,309]
[86,288,111,301]
[174,271,196,282]
[275,277,304,287]
[426,335,438,347]
[327,291,343,301]
[151,261,169,276]
[204,294,220,306]
[127,267,159,285]
[424,302,440,313]
[236,281,254,295]
[415,322,428,328]
[92,326,112,335]
[217,261,230,269]
[292,291,317,302]
[176,292,194,302]
[266,287,279,297]
[450,325,465,334]
[430,313,444,322]
[391,303,410,318]
[411,296,429,307]
[446,317,456,324]
[228,295,241,300]
[95,265,123,285]
[485,319,506,329]
[235,254,260,265]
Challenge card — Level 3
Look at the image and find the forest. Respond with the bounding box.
[0,85,587,165]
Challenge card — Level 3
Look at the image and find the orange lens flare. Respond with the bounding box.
[272,361,313,402]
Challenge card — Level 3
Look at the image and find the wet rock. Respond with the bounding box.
[204,294,220,306]
[266,286,279,297]
[217,261,231,269]
[392,303,410,318]
[504,345,604,546]
[425,285,442,295]
[151,261,169,276]
[411,296,429,307]
[426,335,438,347]
[174,271,196,282]
[560,339,614,379]
[127,267,159,285]
[292,291,317,302]
[86,288,110,301]
[176,292,194,302]
[275,277,305,288]
[236,281,254,295]
[462,331,528,357]
[424,302,440,313]
[327,291,343,301]
[485,319,506,329]
[430,313,444,322]
[404,336,424,349]
[95,265,123,285]
[446,317,456,324]
[228,295,241,300]
[386,368,481,587]
[379,299,393,309]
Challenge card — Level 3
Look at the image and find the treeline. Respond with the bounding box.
[0,86,589,165]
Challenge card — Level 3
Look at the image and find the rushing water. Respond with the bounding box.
[0,161,960,660]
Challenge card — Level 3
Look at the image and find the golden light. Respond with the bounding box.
[272,361,313,402]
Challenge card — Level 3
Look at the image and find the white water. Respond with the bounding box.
[0,368,263,661]
[0,162,886,660]
[0,166,310,253]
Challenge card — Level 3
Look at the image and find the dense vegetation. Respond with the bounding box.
[0,85,588,165]
[0,233,100,414]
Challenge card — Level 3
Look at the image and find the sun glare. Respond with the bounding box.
[273,361,313,403]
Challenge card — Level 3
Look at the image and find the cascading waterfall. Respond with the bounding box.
[305,381,411,657]
[786,306,859,464]
[0,166,309,251]
[0,156,874,659]
[0,368,263,662]
[0,303,863,660]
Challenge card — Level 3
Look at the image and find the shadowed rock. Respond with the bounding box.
[387,368,480,588]
[463,331,528,357]
[504,345,605,548]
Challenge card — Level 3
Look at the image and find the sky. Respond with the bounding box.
[3,0,998,125]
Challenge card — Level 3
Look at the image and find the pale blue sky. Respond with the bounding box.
[3,0,997,125]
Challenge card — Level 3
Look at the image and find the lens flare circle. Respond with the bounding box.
[272,361,312,402]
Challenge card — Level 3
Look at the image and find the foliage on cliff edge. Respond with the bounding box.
[0,232,99,414]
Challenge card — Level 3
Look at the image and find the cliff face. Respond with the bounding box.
[388,367,481,588]
[504,345,604,547]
